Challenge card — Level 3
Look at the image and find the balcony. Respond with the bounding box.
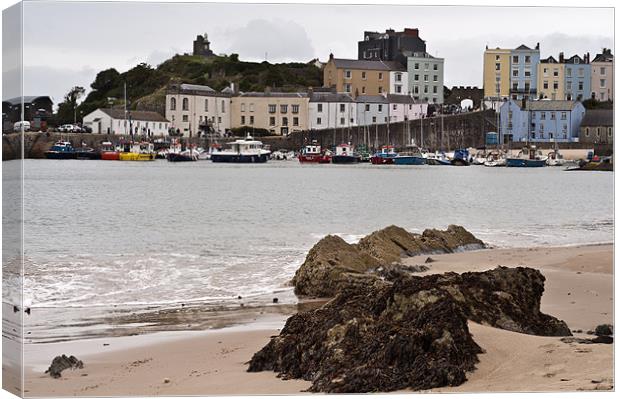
[509,88,537,95]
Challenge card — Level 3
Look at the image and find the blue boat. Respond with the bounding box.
[506,146,547,168]
[370,146,398,165]
[44,141,75,159]
[393,147,426,165]
[451,149,470,166]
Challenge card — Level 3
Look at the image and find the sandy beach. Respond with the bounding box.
[22,243,613,395]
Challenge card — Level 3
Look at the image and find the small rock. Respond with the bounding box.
[272,298,279,303]
[567,292,571,296]
[587,330,594,335]
[45,355,84,378]
[424,257,436,263]
[163,378,171,384]
[25,307,31,315]
[591,379,602,384]
[591,335,613,344]
[594,324,613,336]
[238,296,242,299]
[103,343,109,346]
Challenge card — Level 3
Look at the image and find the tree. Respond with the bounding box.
[55,86,86,125]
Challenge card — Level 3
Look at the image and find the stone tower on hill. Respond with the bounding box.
[193,33,215,57]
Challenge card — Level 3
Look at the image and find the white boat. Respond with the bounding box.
[210,135,271,163]
[546,149,566,166]
[484,150,507,167]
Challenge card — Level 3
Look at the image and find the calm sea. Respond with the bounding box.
[3,159,614,341]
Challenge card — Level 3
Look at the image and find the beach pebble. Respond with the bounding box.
[272,298,279,303]
[237,295,242,299]
[594,324,613,336]
[163,378,171,384]
[424,257,436,263]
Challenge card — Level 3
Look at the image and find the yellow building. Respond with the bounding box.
[483,47,511,100]
[537,56,564,100]
[323,54,405,97]
[230,91,309,136]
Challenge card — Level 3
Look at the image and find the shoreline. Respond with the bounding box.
[19,242,613,395]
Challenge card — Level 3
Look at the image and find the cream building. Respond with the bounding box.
[537,56,565,100]
[591,49,613,102]
[483,47,511,104]
[165,83,232,136]
[230,91,309,135]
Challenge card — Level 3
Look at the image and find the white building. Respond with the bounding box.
[407,52,445,104]
[165,83,232,136]
[308,91,356,130]
[82,108,169,136]
[387,94,428,123]
[389,71,409,95]
[355,95,389,126]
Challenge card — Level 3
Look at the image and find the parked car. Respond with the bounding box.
[13,121,31,132]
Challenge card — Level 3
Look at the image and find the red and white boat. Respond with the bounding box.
[100,141,120,160]
[370,146,398,165]
[298,142,331,164]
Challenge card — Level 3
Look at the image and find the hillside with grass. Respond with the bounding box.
[59,54,322,125]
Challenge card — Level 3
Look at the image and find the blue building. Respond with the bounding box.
[499,99,586,143]
[563,54,591,101]
[509,44,540,101]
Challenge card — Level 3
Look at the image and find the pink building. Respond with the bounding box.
[591,49,613,102]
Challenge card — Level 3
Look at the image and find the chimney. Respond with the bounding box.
[403,28,419,37]
[329,52,334,61]
[587,52,590,63]
[230,82,237,94]
[559,52,564,63]
[536,42,540,50]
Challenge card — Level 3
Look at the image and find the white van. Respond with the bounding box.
[13,121,31,132]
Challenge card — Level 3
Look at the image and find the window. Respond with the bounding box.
[378,86,383,93]
[170,97,177,110]
[361,71,366,80]
[282,117,288,126]
[340,117,345,125]
[365,104,370,111]
[316,117,322,125]
[585,127,590,137]
[218,117,222,123]
[512,55,519,63]
[241,103,245,112]
[495,63,501,71]
[339,104,345,112]
[414,74,419,81]
[553,69,559,77]
[600,92,606,101]
[414,86,419,94]
[543,67,548,76]
[269,104,276,113]
[600,67,606,75]
[424,74,428,81]
[293,117,299,126]
[433,75,438,82]
[566,81,572,90]
[372,116,377,123]
[249,103,254,112]
[566,68,572,77]
[512,83,518,91]
[344,83,352,93]
[600,79,606,88]
[433,64,438,71]
[221,100,225,113]
[317,103,323,112]
[241,115,246,125]
[281,104,288,113]
[269,116,276,126]
[250,116,254,125]
[513,70,519,77]
[578,81,584,91]
[395,73,402,82]
[378,72,383,80]
[553,81,559,90]
[541,112,546,120]
[182,98,189,111]
[292,104,299,114]
[395,86,401,93]
[393,104,397,110]
[414,63,419,69]
[378,104,383,112]
[608,127,612,137]
[578,68,584,77]
[550,112,556,120]
[204,99,209,112]
[495,55,500,61]
[182,114,188,122]
[345,70,352,79]
[424,85,429,94]
[433,86,438,94]
[362,86,366,94]
[525,55,531,63]
[561,112,567,120]
[524,69,531,77]
[424,63,429,70]
[543,81,549,89]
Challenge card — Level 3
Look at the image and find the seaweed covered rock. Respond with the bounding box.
[45,355,84,378]
[249,267,571,392]
[292,225,485,297]
[291,235,379,297]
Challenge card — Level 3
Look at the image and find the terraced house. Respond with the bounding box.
[165,83,232,136]
[406,52,444,103]
[483,44,539,104]
[537,53,592,101]
[591,48,613,102]
[230,91,309,135]
[323,54,407,97]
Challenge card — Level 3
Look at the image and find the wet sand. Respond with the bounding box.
[23,244,613,395]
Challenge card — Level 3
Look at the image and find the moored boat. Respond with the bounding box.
[370,146,398,165]
[424,151,452,165]
[119,142,156,161]
[210,135,271,163]
[450,149,470,166]
[167,149,199,162]
[506,146,547,167]
[74,145,99,160]
[44,141,75,159]
[483,150,507,167]
[100,141,120,160]
[331,143,360,164]
[298,142,331,163]
[393,147,426,165]
[546,149,566,166]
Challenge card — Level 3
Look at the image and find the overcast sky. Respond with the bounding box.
[2,1,614,105]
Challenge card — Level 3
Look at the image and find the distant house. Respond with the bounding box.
[2,95,53,131]
[82,108,169,136]
[308,90,356,130]
[355,95,389,126]
[579,109,613,144]
[406,52,444,104]
[386,94,427,123]
[499,99,585,143]
[591,49,613,102]
[358,28,426,66]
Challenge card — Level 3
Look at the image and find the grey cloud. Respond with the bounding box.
[216,19,315,62]
[22,65,96,108]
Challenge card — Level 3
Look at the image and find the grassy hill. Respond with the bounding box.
[71,54,323,121]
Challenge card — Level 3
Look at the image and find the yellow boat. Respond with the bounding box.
[119,142,155,161]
